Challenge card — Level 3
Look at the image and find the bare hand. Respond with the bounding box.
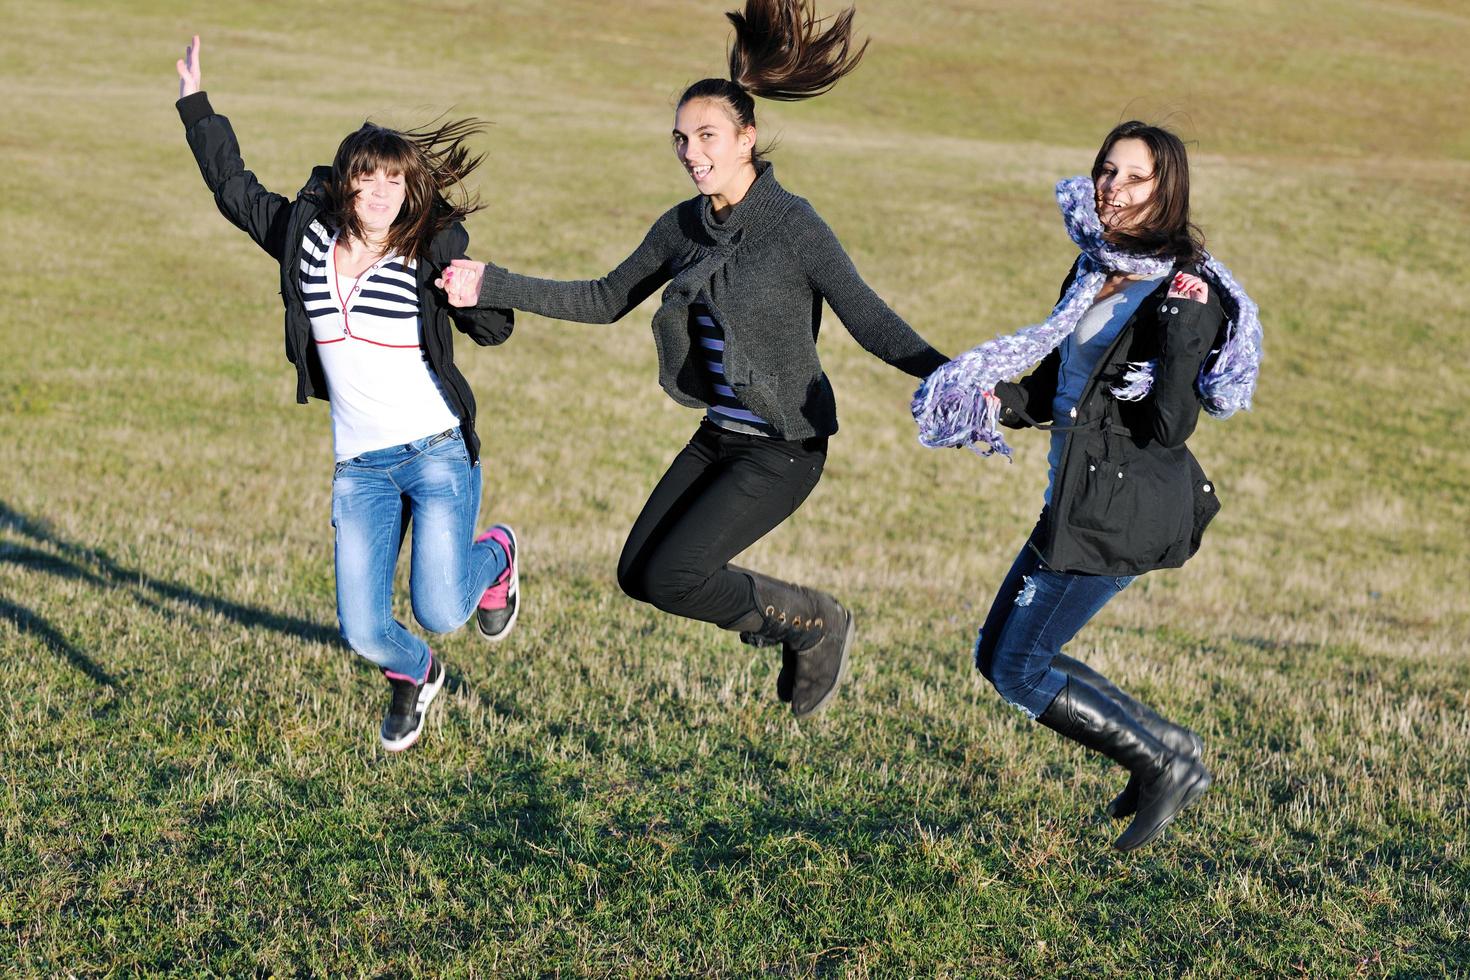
[436,258,486,308]
[1167,272,1208,303]
[176,35,202,99]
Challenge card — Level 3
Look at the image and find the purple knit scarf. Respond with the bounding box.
[911,176,1262,457]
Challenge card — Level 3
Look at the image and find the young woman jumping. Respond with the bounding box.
[912,121,1262,850]
[440,0,948,716]
[174,36,521,752]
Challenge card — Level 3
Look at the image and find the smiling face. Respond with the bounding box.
[672,97,757,202]
[351,168,407,243]
[1093,138,1157,233]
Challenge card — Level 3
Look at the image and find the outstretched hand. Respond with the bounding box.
[436,258,486,308]
[176,34,202,99]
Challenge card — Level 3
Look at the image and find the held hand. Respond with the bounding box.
[946,390,1001,448]
[1167,272,1208,303]
[176,34,202,99]
[436,258,486,308]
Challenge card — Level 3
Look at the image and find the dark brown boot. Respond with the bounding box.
[737,570,854,717]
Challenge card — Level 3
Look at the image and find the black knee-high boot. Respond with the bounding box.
[1037,676,1212,851]
[728,569,854,718]
[1051,654,1204,819]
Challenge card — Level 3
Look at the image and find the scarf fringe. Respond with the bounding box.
[1110,360,1156,402]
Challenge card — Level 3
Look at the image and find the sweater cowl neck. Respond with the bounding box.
[698,160,792,245]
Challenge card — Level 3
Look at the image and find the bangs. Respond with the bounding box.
[324,114,486,260]
[339,126,417,180]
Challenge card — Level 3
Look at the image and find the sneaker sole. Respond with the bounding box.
[792,609,855,719]
[476,526,519,642]
[381,715,425,753]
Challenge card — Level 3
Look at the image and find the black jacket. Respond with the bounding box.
[176,92,514,463]
[995,263,1225,575]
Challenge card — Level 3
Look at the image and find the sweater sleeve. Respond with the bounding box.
[474,210,676,324]
[177,92,293,262]
[791,207,948,378]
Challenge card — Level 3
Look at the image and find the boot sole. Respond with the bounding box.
[792,610,854,718]
[1113,764,1212,851]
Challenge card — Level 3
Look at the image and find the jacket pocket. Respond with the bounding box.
[1070,453,1126,534]
[1067,449,1192,565]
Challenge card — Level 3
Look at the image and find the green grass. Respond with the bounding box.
[4,0,1469,974]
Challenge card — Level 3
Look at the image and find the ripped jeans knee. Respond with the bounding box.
[970,543,1134,719]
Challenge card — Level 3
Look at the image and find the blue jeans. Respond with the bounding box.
[330,428,507,682]
[974,525,1135,719]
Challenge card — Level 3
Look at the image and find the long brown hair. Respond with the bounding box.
[678,0,869,161]
[325,117,486,261]
[1091,120,1204,263]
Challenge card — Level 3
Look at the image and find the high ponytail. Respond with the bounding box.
[678,0,869,147]
[726,0,868,101]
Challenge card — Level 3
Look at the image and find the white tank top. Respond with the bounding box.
[298,221,460,460]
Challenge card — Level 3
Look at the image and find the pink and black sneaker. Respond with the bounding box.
[380,653,446,753]
[474,524,519,641]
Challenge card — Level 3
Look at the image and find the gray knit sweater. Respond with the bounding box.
[475,162,947,440]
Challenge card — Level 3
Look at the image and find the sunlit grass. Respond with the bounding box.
[2,0,1467,974]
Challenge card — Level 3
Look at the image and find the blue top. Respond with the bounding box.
[1045,273,1168,505]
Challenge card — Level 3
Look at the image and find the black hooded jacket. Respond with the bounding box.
[177,91,514,463]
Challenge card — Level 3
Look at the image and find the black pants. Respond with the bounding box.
[617,421,827,628]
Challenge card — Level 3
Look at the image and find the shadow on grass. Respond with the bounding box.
[1,500,343,692]
[0,597,121,691]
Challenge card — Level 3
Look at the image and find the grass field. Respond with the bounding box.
[4,0,1469,974]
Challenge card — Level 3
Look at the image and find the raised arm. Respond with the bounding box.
[439,213,677,324]
[174,36,293,261]
[791,207,948,379]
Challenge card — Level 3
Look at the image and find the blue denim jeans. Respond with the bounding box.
[330,428,507,682]
[974,525,1135,718]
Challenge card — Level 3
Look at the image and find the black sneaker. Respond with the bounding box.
[474,524,519,641]
[379,655,446,752]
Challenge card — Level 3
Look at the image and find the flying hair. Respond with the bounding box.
[326,115,487,261]
[677,0,869,163]
[726,0,868,101]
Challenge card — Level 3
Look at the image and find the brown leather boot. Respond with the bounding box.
[735,570,854,717]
